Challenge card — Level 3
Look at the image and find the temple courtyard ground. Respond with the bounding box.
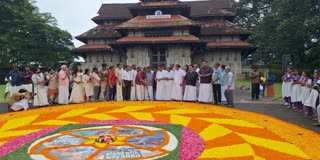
[0,89,319,159]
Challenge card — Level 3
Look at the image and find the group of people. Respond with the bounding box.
[4,61,236,111]
[280,67,320,127]
[249,66,277,100]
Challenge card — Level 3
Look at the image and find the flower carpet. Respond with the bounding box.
[0,101,319,160]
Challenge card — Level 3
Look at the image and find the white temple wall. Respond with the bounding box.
[192,50,242,79]
[167,45,191,66]
[83,53,121,70]
[126,46,150,67]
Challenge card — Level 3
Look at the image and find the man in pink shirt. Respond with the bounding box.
[58,65,69,104]
[249,66,260,100]
[92,67,101,101]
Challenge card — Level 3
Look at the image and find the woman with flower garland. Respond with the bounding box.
[69,66,84,103]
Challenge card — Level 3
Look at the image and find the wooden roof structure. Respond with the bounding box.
[75,0,254,54]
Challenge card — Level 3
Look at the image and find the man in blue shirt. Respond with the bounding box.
[212,63,222,104]
[6,66,22,96]
[145,67,154,100]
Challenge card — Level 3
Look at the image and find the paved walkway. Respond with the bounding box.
[0,89,319,133]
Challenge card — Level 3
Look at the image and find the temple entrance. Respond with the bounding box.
[150,47,167,69]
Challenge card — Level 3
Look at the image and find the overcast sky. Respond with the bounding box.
[35,0,197,47]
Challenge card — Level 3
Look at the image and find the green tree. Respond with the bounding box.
[0,0,75,68]
[233,0,320,66]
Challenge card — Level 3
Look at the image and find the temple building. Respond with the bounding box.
[74,0,255,78]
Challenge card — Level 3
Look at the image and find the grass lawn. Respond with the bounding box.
[236,80,282,99]
[0,85,6,102]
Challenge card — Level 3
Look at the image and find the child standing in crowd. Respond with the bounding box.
[82,69,93,102]
[260,73,267,97]
[108,66,117,101]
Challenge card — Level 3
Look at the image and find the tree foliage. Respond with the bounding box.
[0,0,75,68]
[233,0,320,66]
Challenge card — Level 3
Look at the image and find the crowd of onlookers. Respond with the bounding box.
[249,66,320,127]
[4,62,320,126]
[4,61,236,112]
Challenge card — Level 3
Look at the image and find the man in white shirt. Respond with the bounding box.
[130,65,137,100]
[164,66,174,100]
[122,65,132,100]
[171,64,186,101]
[224,66,235,107]
[155,65,166,100]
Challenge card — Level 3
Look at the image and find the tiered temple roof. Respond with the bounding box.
[73,44,111,53]
[76,25,121,43]
[113,35,201,44]
[75,0,254,53]
[115,15,199,29]
[199,20,251,38]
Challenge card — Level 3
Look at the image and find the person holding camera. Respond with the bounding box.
[8,89,31,112]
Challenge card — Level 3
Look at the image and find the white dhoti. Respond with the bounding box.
[145,86,153,100]
[163,83,173,100]
[291,84,301,102]
[156,81,165,100]
[100,81,107,100]
[69,83,84,104]
[282,81,293,98]
[304,89,319,108]
[58,86,69,104]
[299,86,311,104]
[281,82,285,98]
[116,83,123,101]
[5,83,11,94]
[22,84,33,92]
[131,84,136,100]
[183,85,197,101]
[34,86,49,107]
[10,86,22,97]
[11,99,29,111]
[198,83,213,103]
[136,84,145,101]
[221,85,227,102]
[171,84,183,100]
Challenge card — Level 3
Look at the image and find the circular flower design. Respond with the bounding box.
[28,125,179,160]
